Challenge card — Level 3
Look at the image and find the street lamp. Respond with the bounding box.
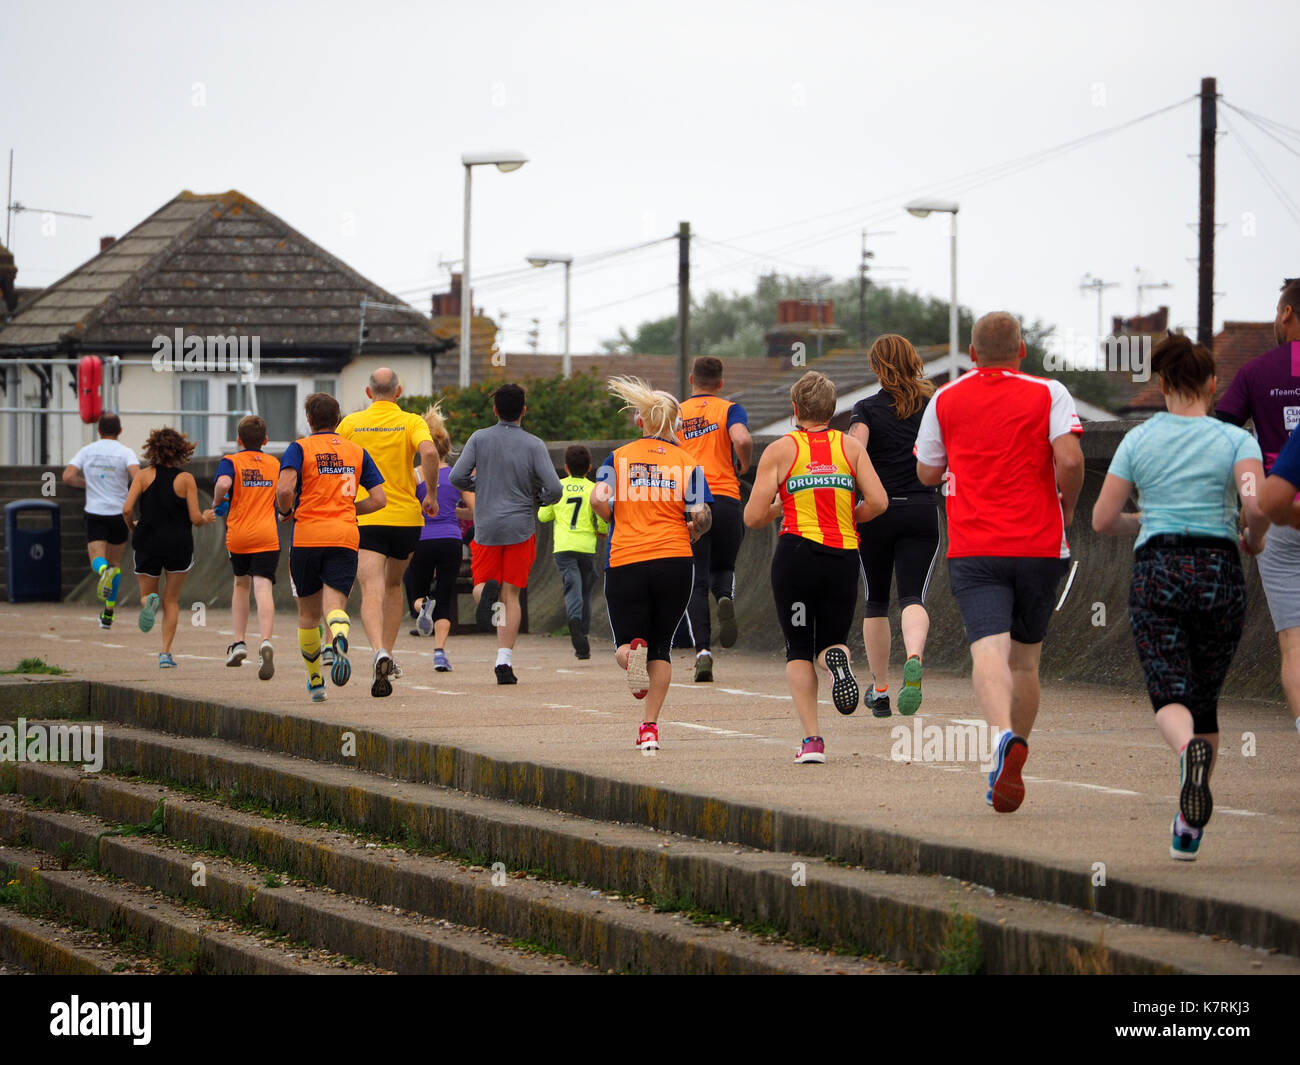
[905,198,960,383]
[460,150,528,388]
[525,251,573,377]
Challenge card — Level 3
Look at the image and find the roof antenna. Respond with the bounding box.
[5,149,92,250]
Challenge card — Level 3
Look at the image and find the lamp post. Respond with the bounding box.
[525,251,573,377]
[460,150,528,388]
[905,199,960,383]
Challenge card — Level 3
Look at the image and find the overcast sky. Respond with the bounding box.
[5,0,1298,361]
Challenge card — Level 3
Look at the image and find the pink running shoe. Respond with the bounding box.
[625,638,649,699]
[636,721,660,751]
[795,736,826,764]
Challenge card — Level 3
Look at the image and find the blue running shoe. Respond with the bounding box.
[989,730,1029,813]
[416,598,436,637]
[1170,814,1201,861]
[158,653,176,669]
[138,593,161,633]
[330,633,351,687]
[433,648,451,672]
[308,677,327,703]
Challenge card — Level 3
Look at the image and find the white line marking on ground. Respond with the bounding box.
[409,686,467,695]
[102,643,125,649]
[664,721,766,738]
[1023,775,1140,797]
[1217,807,1264,817]
[1055,560,1080,611]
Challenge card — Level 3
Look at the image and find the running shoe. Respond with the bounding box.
[390,659,403,680]
[495,663,518,685]
[989,731,1029,813]
[636,721,660,751]
[717,596,738,649]
[476,580,500,632]
[308,677,327,703]
[138,593,161,633]
[1170,814,1202,861]
[866,688,891,718]
[96,565,119,603]
[371,651,395,698]
[1178,738,1213,829]
[416,598,436,637]
[98,609,114,630]
[433,649,451,672]
[569,621,590,660]
[897,655,923,716]
[824,647,859,716]
[158,653,177,669]
[693,650,713,683]
[329,632,351,687]
[795,736,826,764]
[226,641,247,668]
[626,638,649,699]
[258,640,275,680]
[321,643,335,667]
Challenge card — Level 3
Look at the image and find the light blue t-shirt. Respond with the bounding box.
[1108,412,1262,550]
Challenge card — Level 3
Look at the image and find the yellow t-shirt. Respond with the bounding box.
[337,400,433,527]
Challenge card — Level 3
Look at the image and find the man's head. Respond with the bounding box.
[970,312,1026,368]
[564,444,591,477]
[493,383,526,423]
[789,371,837,425]
[97,413,122,439]
[690,356,724,394]
[304,392,341,433]
[366,367,401,401]
[237,415,268,451]
[1274,278,1300,346]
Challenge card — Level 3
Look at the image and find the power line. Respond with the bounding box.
[1222,101,1300,161]
[1223,114,1300,230]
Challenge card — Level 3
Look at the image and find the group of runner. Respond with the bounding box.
[59,278,1300,862]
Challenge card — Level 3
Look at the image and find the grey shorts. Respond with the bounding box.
[948,555,1071,645]
[1256,522,1300,633]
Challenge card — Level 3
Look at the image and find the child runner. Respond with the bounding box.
[538,444,607,660]
[405,402,474,672]
[213,415,281,679]
[592,378,712,751]
[276,393,387,702]
[62,413,140,629]
[1093,335,1268,860]
[847,335,940,717]
[122,427,217,667]
[744,371,888,763]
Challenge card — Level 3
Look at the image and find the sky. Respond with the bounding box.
[4,0,1298,360]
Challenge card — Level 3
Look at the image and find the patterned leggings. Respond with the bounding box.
[1128,543,1245,735]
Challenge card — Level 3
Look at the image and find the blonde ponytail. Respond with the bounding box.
[607,375,680,439]
[423,402,452,460]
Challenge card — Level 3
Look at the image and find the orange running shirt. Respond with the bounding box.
[216,449,280,554]
[676,394,747,500]
[778,429,860,550]
[596,437,712,568]
[280,432,384,550]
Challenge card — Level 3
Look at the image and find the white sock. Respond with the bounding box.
[496,648,512,667]
[696,649,711,658]
[1295,717,1300,738]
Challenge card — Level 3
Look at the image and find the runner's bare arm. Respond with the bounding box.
[355,483,387,516]
[1236,458,1270,554]
[121,467,152,532]
[688,503,712,540]
[846,435,888,524]
[1260,470,1300,528]
[729,422,754,476]
[62,464,85,489]
[847,422,869,449]
[743,438,791,529]
[591,480,613,523]
[178,471,216,525]
[418,441,439,517]
[213,474,233,510]
[916,459,945,487]
[457,490,475,521]
[275,468,298,520]
[1051,432,1085,526]
[1091,474,1141,537]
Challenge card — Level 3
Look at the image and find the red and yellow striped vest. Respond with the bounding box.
[778,429,859,550]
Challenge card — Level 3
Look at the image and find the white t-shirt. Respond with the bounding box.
[69,438,139,516]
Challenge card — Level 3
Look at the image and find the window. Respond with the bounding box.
[312,378,336,396]
[226,382,303,445]
[180,379,209,456]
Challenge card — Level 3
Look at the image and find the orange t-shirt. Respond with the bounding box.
[282,432,382,550]
[219,449,280,554]
[677,394,743,500]
[597,437,711,568]
[778,429,860,550]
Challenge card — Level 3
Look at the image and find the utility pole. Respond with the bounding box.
[1198,76,1217,349]
[859,230,872,348]
[1080,274,1119,367]
[676,221,691,400]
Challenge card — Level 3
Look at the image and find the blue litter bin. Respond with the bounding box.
[5,499,62,602]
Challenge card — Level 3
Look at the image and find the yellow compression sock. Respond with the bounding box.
[298,627,323,684]
[325,608,350,647]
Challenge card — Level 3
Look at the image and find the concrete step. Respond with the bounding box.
[0,906,150,975]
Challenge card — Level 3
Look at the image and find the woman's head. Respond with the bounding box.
[1152,333,1216,407]
[142,427,195,467]
[869,334,934,419]
[422,401,452,460]
[607,376,681,439]
[790,371,837,425]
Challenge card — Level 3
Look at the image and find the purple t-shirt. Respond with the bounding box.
[417,467,462,541]
[1215,341,1300,472]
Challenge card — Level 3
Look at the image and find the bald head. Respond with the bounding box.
[368,367,400,399]
[971,312,1024,367]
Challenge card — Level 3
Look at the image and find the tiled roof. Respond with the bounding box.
[0,191,446,354]
[1121,321,1277,412]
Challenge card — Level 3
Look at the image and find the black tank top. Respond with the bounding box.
[137,466,191,544]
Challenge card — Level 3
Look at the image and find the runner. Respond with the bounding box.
[449,383,563,684]
[122,427,217,667]
[847,335,940,717]
[915,311,1084,812]
[538,444,607,660]
[337,368,438,697]
[1214,277,1300,734]
[404,402,474,672]
[1093,334,1267,859]
[213,415,280,679]
[276,393,387,702]
[673,356,752,682]
[745,371,887,763]
[62,413,140,629]
[592,377,712,751]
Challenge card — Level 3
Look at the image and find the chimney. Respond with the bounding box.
[99,236,116,252]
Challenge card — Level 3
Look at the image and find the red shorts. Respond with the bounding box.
[471,536,537,588]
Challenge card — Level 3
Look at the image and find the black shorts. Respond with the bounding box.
[133,528,194,577]
[404,537,463,621]
[358,524,421,560]
[771,534,860,662]
[947,555,1070,645]
[857,503,941,617]
[290,546,358,598]
[604,557,694,663]
[85,513,129,546]
[230,549,280,582]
